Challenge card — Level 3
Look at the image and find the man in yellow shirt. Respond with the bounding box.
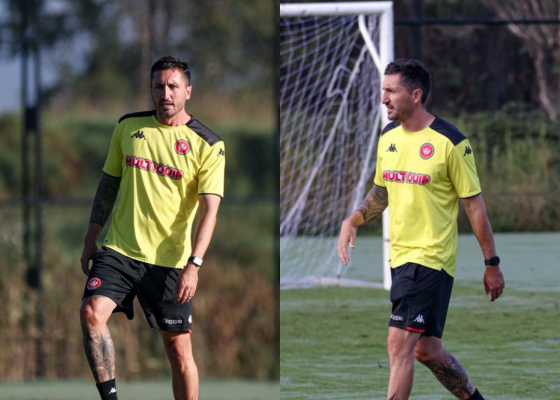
[79,56,225,400]
[338,59,504,400]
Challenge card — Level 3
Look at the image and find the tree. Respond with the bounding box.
[485,0,560,121]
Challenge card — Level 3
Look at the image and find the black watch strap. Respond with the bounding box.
[484,256,500,266]
[188,256,203,267]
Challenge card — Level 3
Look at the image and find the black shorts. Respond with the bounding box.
[82,246,192,332]
[388,262,454,338]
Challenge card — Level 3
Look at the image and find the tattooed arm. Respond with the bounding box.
[80,172,122,275]
[337,184,388,265]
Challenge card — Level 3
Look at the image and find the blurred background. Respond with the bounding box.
[0,0,278,391]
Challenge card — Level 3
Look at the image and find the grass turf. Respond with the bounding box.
[280,284,560,399]
[0,379,279,400]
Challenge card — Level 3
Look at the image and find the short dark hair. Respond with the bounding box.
[384,58,431,104]
[150,56,191,85]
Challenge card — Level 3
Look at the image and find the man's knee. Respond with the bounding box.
[387,328,419,360]
[80,297,112,327]
[164,334,194,366]
[414,344,433,364]
[414,339,442,365]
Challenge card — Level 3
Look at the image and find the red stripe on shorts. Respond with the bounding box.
[406,326,425,333]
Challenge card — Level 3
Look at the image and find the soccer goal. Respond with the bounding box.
[280,2,393,290]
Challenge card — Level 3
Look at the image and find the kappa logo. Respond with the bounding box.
[218,148,225,156]
[419,143,434,159]
[188,315,193,323]
[87,277,101,290]
[463,146,472,156]
[131,130,146,140]
[413,314,425,324]
[387,143,398,152]
[109,388,117,394]
[162,317,183,325]
[175,139,190,155]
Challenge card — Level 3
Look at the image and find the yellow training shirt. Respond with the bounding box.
[374,117,481,277]
[102,111,225,268]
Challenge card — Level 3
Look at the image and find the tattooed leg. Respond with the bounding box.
[82,327,116,382]
[415,337,476,400]
[80,296,117,383]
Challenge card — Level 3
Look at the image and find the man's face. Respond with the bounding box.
[382,73,418,122]
[151,68,192,119]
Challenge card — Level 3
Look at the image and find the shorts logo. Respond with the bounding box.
[174,139,190,155]
[162,317,183,325]
[188,315,192,323]
[420,143,434,159]
[87,277,101,290]
[390,314,404,322]
[413,314,425,324]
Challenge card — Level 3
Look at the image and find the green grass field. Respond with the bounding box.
[281,232,560,400]
[0,379,279,400]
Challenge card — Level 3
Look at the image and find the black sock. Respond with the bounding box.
[96,379,118,400]
[467,388,484,400]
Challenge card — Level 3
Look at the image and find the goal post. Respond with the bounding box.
[280,2,394,290]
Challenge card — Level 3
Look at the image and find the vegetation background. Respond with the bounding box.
[0,0,278,384]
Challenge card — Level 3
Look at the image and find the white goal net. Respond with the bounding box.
[280,2,393,290]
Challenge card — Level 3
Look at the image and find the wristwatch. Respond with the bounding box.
[187,256,203,268]
[484,256,500,267]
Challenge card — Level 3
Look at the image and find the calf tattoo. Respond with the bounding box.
[357,184,388,222]
[82,326,116,383]
[426,353,475,399]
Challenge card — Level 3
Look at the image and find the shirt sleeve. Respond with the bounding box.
[448,139,481,198]
[198,141,226,197]
[102,123,124,177]
[373,138,386,187]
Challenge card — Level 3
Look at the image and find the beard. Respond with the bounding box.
[388,103,413,122]
[152,96,184,119]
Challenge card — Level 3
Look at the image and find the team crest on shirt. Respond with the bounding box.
[87,277,101,290]
[174,139,191,155]
[419,143,434,159]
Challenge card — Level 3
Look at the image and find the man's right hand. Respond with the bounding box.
[337,219,356,266]
[81,241,98,276]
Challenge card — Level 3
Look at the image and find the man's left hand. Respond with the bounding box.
[174,264,199,304]
[484,266,504,301]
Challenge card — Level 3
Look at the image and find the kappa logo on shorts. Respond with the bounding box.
[174,139,191,155]
[413,314,425,324]
[87,277,101,290]
[188,315,192,323]
[390,314,404,322]
[162,317,183,325]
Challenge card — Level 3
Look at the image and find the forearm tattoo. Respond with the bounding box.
[90,173,121,227]
[425,353,475,399]
[82,326,116,383]
[357,184,388,223]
